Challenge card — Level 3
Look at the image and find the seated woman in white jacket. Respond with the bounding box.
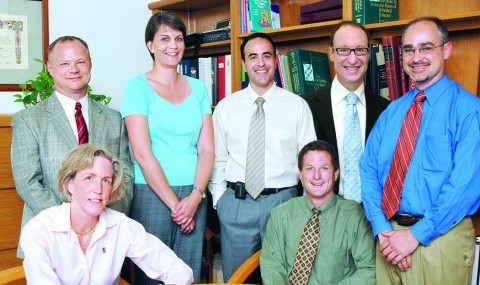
[20,144,193,285]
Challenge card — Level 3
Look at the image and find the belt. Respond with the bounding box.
[226,181,290,196]
[391,214,423,227]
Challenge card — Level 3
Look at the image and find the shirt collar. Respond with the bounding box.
[415,74,449,106]
[55,91,89,115]
[331,76,366,107]
[247,83,277,104]
[303,194,338,214]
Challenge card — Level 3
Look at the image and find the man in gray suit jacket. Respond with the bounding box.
[304,21,389,202]
[11,36,133,257]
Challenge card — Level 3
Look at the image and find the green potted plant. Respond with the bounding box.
[13,58,111,108]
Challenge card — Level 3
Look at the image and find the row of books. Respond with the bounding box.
[244,49,331,96]
[365,36,414,101]
[241,0,281,33]
[240,0,398,28]
[179,55,232,106]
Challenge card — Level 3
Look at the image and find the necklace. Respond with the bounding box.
[71,219,99,236]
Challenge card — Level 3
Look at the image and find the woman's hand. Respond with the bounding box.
[171,191,202,234]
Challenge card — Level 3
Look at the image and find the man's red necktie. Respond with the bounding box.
[382,91,427,219]
[75,102,89,145]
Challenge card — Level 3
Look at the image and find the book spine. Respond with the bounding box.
[271,4,281,29]
[288,50,302,95]
[283,55,293,92]
[382,36,402,101]
[300,8,343,24]
[217,55,226,102]
[398,45,408,95]
[300,0,343,14]
[352,0,366,24]
[275,55,286,88]
[211,56,218,106]
[375,45,390,100]
[367,44,379,95]
[225,54,232,97]
[199,57,213,105]
[190,58,199,79]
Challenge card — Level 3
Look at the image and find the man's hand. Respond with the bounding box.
[379,229,419,271]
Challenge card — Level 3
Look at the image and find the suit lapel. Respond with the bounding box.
[364,88,376,141]
[88,98,106,145]
[317,89,338,148]
[45,96,78,149]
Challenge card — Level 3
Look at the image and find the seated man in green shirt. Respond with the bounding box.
[261,140,375,285]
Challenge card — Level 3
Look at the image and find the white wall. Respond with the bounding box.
[0,0,153,114]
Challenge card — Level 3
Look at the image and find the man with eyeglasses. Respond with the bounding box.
[304,21,389,203]
[361,17,480,285]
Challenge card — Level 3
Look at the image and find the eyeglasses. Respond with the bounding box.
[332,47,370,56]
[402,43,444,56]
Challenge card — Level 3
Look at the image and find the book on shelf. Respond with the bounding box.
[225,54,232,97]
[288,49,331,96]
[282,55,293,92]
[271,4,281,29]
[248,0,273,32]
[275,55,286,88]
[211,56,218,105]
[300,7,342,24]
[300,0,343,14]
[366,44,379,95]
[216,19,230,29]
[353,0,398,25]
[382,35,402,101]
[199,57,213,105]
[375,45,390,100]
[202,28,231,43]
[190,58,199,79]
[217,55,226,102]
[241,66,249,89]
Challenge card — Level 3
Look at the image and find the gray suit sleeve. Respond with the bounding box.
[11,113,63,215]
[107,118,134,215]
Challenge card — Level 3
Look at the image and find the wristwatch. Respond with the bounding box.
[193,185,206,199]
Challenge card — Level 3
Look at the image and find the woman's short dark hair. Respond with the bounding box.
[145,11,187,60]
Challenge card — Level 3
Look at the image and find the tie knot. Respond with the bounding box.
[415,91,426,103]
[312,208,320,216]
[255,97,265,107]
[346,93,358,105]
[75,102,82,111]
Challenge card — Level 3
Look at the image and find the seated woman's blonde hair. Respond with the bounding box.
[57,144,124,203]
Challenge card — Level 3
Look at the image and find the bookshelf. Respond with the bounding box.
[149,0,480,232]
[148,0,479,96]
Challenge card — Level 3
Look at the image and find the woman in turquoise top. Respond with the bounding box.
[121,12,214,284]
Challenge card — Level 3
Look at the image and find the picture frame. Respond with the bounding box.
[0,0,49,91]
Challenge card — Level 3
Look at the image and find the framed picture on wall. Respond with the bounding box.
[0,0,49,91]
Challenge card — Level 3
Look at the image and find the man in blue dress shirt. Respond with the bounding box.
[361,16,480,285]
